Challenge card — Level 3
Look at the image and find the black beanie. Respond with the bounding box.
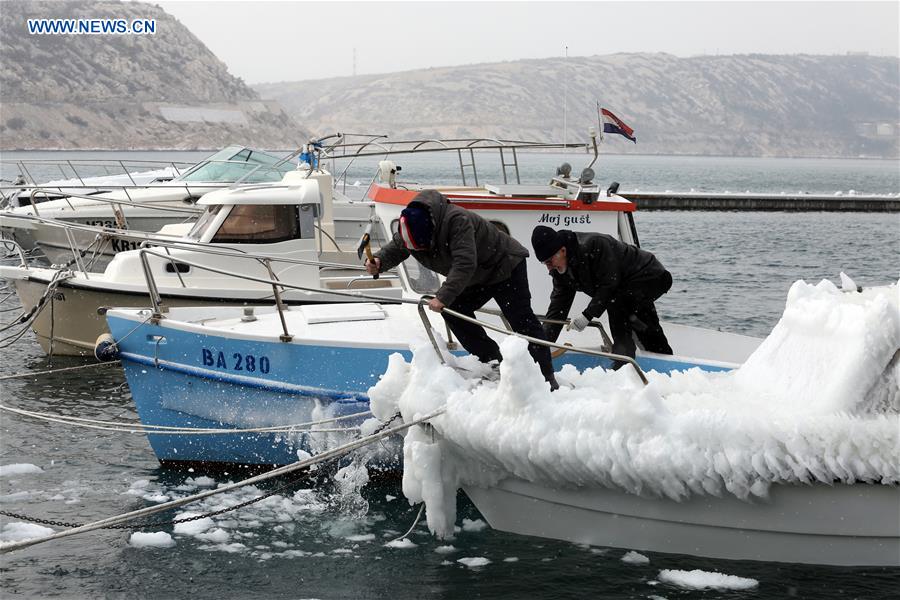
[531,225,564,262]
[399,205,433,249]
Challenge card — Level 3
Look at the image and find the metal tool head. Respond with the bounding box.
[356,223,373,260]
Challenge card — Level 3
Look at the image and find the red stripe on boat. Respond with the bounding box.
[366,184,635,212]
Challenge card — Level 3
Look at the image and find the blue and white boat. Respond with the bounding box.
[104,138,762,467]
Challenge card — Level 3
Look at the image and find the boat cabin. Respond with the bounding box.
[367,161,637,314]
[100,170,398,298]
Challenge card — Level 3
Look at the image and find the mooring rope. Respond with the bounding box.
[0,403,372,435]
[0,407,444,553]
[0,360,120,382]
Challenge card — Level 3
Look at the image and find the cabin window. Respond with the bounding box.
[212,204,301,244]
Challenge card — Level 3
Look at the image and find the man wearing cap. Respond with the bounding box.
[365,190,558,389]
[531,225,674,363]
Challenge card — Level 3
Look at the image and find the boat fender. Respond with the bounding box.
[94,333,120,362]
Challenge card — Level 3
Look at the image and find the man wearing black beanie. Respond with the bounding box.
[366,190,559,390]
[531,225,673,364]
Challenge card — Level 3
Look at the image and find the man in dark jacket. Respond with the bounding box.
[365,190,558,389]
[531,225,674,362]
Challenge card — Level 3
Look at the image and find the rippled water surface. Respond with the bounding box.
[1,153,898,599]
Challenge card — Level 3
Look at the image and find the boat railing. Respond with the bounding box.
[2,211,386,279]
[1,158,302,208]
[21,187,204,221]
[317,136,589,195]
[133,247,649,386]
[0,157,193,188]
[0,238,31,267]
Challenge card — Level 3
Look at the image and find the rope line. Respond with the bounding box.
[0,404,373,435]
[0,360,120,382]
[0,407,444,554]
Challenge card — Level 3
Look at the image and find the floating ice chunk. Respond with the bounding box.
[621,550,650,564]
[195,528,229,543]
[0,464,43,477]
[129,532,175,548]
[124,480,151,496]
[434,545,457,554]
[384,538,417,549]
[186,476,216,487]
[458,556,491,567]
[0,492,31,503]
[0,522,54,543]
[296,449,312,462]
[142,493,169,503]
[385,494,396,501]
[345,533,375,542]
[461,518,487,532]
[503,557,519,562]
[173,512,214,536]
[658,569,758,590]
[839,272,858,292]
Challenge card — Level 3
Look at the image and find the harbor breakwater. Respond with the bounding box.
[621,191,900,212]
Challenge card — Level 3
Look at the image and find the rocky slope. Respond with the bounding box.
[0,0,307,149]
[257,53,899,158]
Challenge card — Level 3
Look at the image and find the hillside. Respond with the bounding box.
[0,0,307,150]
[256,53,899,158]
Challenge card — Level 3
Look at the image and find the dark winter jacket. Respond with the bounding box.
[375,190,529,305]
[544,231,669,340]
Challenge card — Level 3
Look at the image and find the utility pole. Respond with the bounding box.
[563,45,568,147]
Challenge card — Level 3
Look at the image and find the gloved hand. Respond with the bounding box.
[569,314,590,332]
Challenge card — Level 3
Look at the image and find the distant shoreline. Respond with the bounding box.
[1,147,898,161]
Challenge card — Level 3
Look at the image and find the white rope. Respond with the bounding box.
[0,407,444,553]
[0,360,120,381]
[391,502,426,543]
[0,404,373,435]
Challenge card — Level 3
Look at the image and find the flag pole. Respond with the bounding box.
[563,45,568,149]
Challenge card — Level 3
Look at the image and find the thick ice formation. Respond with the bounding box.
[369,279,900,538]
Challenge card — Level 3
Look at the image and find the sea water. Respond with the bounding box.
[1,152,898,599]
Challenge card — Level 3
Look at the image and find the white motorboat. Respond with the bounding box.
[0,145,299,266]
[374,278,900,567]
[0,166,400,355]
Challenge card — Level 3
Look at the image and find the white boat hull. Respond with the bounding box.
[464,477,900,566]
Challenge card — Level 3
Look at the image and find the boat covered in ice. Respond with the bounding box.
[370,277,900,566]
[105,298,758,467]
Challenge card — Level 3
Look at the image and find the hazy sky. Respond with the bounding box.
[156,1,899,84]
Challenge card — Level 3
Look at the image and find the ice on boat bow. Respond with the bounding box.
[371,276,900,566]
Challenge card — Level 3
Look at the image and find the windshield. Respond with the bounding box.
[177,147,294,183]
[186,205,223,240]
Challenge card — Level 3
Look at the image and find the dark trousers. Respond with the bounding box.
[608,270,674,360]
[442,261,555,381]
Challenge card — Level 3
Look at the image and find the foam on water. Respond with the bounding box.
[369,278,900,538]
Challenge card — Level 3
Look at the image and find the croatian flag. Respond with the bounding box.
[600,108,636,143]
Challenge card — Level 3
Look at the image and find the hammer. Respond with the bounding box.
[356,223,378,279]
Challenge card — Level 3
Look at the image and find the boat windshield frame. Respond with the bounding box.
[176,147,295,184]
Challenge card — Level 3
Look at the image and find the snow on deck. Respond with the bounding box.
[369,277,900,537]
